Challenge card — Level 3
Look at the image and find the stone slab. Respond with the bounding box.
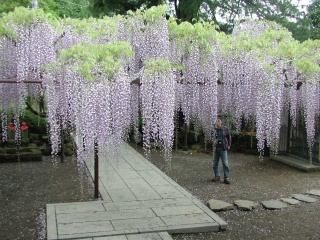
[59,230,135,239]
[160,213,215,226]
[57,208,157,224]
[280,198,300,205]
[154,185,186,199]
[270,154,320,172]
[138,170,171,186]
[261,200,288,210]
[46,205,57,240]
[161,223,220,234]
[127,232,173,240]
[207,199,234,211]
[152,205,204,217]
[306,189,320,197]
[100,172,128,190]
[48,199,222,238]
[112,217,166,231]
[101,198,193,211]
[107,188,137,202]
[291,194,317,203]
[234,200,258,211]
[55,201,105,214]
[58,220,114,235]
[192,198,228,230]
[94,236,127,240]
[77,232,174,240]
[130,188,162,201]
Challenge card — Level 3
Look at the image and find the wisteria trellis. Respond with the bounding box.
[0,6,320,163]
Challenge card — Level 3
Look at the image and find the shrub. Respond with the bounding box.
[20,110,47,134]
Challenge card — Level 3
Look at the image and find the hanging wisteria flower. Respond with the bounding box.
[0,6,319,163]
[141,58,176,162]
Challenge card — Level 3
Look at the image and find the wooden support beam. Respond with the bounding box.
[0,79,43,84]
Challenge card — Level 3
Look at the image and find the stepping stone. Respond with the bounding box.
[234,200,258,211]
[207,199,234,212]
[261,200,288,210]
[280,198,300,205]
[306,189,320,197]
[291,194,317,203]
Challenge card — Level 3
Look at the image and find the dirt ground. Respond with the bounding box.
[130,145,320,240]
[1,147,320,240]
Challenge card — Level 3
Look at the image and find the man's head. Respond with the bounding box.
[216,118,222,128]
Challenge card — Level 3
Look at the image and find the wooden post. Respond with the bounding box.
[94,140,99,199]
[183,123,188,151]
[60,127,64,163]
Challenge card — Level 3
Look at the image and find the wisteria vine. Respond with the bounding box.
[0,6,320,164]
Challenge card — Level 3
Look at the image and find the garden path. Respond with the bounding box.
[46,143,227,239]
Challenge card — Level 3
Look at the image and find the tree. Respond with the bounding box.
[55,0,89,18]
[172,0,303,33]
[89,0,164,18]
[0,0,59,16]
[0,0,31,15]
[307,0,320,40]
[0,0,89,19]
[89,0,308,39]
[265,15,311,42]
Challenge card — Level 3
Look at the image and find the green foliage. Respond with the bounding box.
[276,17,311,43]
[291,39,320,76]
[88,0,164,18]
[127,4,167,23]
[61,15,119,39]
[144,58,182,74]
[0,0,89,19]
[38,0,59,17]
[0,0,59,18]
[218,19,320,77]
[89,0,311,42]
[220,20,295,59]
[0,0,30,16]
[0,7,61,39]
[58,41,134,80]
[230,131,260,154]
[21,110,47,134]
[56,0,89,19]
[168,17,221,54]
[307,0,320,40]
[1,6,58,26]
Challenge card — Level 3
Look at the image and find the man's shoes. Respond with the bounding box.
[211,177,220,182]
[224,179,230,184]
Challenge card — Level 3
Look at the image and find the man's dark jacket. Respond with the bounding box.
[215,126,231,150]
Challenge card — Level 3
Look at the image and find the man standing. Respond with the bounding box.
[212,118,232,184]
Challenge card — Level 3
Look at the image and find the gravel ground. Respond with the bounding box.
[1,146,320,240]
[130,144,320,240]
[0,156,94,240]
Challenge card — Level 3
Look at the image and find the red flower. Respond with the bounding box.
[8,123,15,131]
[21,122,28,131]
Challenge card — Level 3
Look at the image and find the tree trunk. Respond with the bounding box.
[176,0,203,22]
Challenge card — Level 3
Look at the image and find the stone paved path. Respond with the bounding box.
[46,143,227,239]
